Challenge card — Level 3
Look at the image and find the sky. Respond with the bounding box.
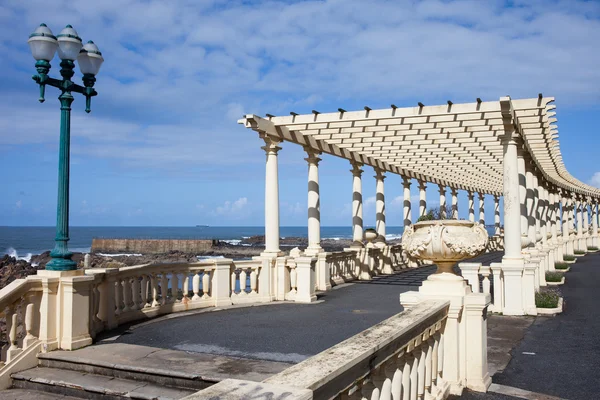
[1,0,600,227]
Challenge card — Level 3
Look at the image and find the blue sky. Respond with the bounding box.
[1,0,600,227]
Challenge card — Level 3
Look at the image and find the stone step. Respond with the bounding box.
[37,343,290,391]
[12,367,196,400]
[0,388,82,400]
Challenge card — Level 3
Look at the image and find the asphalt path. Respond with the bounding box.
[114,267,436,363]
[491,251,600,400]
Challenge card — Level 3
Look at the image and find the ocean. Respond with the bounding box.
[1,226,406,261]
[1,225,497,262]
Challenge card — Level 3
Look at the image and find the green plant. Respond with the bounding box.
[545,271,563,282]
[587,246,598,251]
[535,289,560,308]
[416,205,453,222]
[563,255,576,261]
[574,250,586,255]
[555,262,569,270]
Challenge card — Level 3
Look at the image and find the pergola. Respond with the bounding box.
[239,96,600,316]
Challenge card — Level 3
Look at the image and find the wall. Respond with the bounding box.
[91,239,215,254]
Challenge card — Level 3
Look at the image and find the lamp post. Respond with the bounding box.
[28,24,104,271]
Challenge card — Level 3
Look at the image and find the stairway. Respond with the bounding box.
[0,343,291,399]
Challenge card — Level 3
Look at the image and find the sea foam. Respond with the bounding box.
[5,247,33,263]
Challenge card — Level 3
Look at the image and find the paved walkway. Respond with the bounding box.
[485,251,600,400]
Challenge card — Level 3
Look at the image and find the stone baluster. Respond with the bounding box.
[181,274,190,303]
[424,337,433,396]
[402,355,411,400]
[6,313,20,363]
[131,277,141,310]
[114,279,123,314]
[250,269,258,294]
[122,278,132,312]
[150,274,159,307]
[160,273,168,305]
[140,275,149,307]
[480,267,491,295]
[410,350,420,400]
[390,354,404,399]
[431,333,440,390]
[202,271,211,299]
[239,269,247,295]
[289,265,298,295]
[24,303,36,348]
[171,272,179,303]
[437,332,444,387]
[192,273,201,300]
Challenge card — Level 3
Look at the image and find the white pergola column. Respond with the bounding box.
[261,135,282,256]
[576,197,583,251]
[566,198,575,255]
[592,200,599,247]
[525,167,537,246]
[438,184,447,219]
[560,196,568,258]
[550,191,562,264]
[351,162,364,247]
[478,193,485,225]
[498,130,527,316]
[583,199,590,248]
[374,168,387,243]
[494,195,501,235]
[517,149,528,245]
[533,174,542,245]
[304,148,322,256]
[418,180,427,219]
[543,187,555,271]
[468,191,475,222]
[451,187,459,219]
[403,176,412,227]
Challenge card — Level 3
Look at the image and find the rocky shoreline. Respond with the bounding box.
[0,236,400,290]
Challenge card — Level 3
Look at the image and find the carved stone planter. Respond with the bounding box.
[402,220,489,280]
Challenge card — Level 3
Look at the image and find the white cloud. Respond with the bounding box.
[214,197,248,216]
[15,200,21,209]
[589,172,600,188]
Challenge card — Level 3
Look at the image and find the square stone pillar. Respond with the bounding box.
[294,256,317,303]
[316,252,332,291]
[212,259,234,307]
[59,274,94,350]
[521,264,538,316]
[464,294,492,392]
[253,255,277,302]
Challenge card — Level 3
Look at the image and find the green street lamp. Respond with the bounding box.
[28,24,104,271]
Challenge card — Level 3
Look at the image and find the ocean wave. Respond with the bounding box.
[385,234,403,241]
[197,255,225,260]
[221,239,242,245]
[4,247,33,263]
[97,253,142,257]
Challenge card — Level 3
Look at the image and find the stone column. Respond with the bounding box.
[576,197,583,251]
[540,186,548,247]
[304,148,322,256]
[468,191,475,222]
[262,136,282,255]
[439,184,447,219]
[494,195,501,235]
[374,168,387,244]
[499,131,525,316]
[565,198,574,256]
[526,166,536,246]
[418,180,427,219]
[403,176,412,227]
[583,199,590,249]
[517,149,528,245]
[593,201,599,248]
[451,187,459,219]
[533,174,542,246]
[351,162,364,247]
[478,193,485,225]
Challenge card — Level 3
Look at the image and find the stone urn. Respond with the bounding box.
[364,228,378,245]
[402,220,488,280]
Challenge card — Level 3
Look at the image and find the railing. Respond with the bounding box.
[326,251,358,285]
[485,234,504,253]
[261,300,450,400]
[230,260,261,304]
[0,277,43,384]
[460,262,503,313]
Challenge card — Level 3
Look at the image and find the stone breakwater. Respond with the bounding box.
[91,238,216,254]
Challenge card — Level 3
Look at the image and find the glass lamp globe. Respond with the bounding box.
[27,23,58,61]
[56,25,82,61]
[77,41,104,76]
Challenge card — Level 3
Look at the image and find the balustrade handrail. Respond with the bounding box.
[265,299,449,399]
[0,278,42,318]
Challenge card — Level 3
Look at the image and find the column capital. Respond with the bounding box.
[303,146,322,165]
[450,187,459,196]
[418,180,427,190]
[478,192,485,201]
[494,194,499,201]
[467,191,474,199]
[438,184,446,194]
[350,161,363,177]
[260,135,282,155]
[402,176,411,188]
[373,167,386,181]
